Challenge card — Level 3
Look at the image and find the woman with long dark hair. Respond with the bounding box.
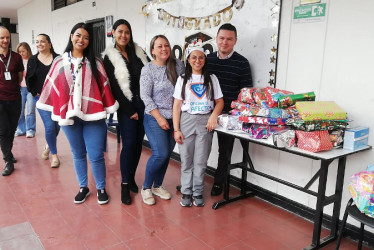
[36,22,119,204]
[139,35,184,205]
[25,34,60,167]
[102,19,149,205]
[172,43,223,207]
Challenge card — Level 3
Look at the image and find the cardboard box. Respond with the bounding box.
[343,126,369,150]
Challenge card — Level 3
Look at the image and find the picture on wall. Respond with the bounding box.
[105,15,113,37]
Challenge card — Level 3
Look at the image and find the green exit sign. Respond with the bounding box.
[294,3,326,19]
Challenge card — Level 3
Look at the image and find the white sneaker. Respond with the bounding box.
[26,132,35,138]
[152,186,171,200]
[141,188,155,205]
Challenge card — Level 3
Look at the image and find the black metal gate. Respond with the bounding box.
[90,19,105,59]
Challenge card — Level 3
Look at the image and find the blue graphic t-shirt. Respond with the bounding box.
[173,74,223,114]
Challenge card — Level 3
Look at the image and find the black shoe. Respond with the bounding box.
[129,179,139,193]
[74,187,90,204]
[211,184,223,196]
[2,162,14,176]
[3,157,16,164]
[176,185,181,192]
[97,189,109,205]
[121,183,132,205]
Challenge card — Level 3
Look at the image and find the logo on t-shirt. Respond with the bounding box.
[189,83,206,99]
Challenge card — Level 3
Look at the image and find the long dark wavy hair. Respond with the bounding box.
[64,22,100,83]
[149,35,178,85]
[37,33,59,57]
[181,51,214,101]
[112,19,137,60]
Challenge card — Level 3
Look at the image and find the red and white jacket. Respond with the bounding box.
[36,52,119,126]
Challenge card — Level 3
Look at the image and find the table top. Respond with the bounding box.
[215,126,372,161]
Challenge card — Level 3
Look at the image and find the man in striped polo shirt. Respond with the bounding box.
[207,23,253,196]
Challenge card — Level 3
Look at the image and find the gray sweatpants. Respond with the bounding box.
[179,112,213,196]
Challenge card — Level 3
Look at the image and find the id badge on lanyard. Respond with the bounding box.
[0,52,12,81]
[4,72,11,80]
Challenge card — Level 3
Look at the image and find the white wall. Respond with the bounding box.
[18,0,146,55]
[274,0,374,227]
[10,33,19,50]
[18,0,374,228]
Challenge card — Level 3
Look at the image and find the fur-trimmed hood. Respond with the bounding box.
[102,43,148,100]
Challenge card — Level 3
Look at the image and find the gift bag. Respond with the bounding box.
[295,130,333,152]
[349,170,374,217]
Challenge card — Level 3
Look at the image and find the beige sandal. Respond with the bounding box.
[51,156,60,168]
[41,145,50,160]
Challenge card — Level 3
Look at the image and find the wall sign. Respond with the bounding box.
[294,3,326,23]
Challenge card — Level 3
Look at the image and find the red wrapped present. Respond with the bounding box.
[296,130,333,152]
[251,88,266,105]
[264,87,294,108]
[238,88,256,104]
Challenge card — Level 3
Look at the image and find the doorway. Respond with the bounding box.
[87,18,105,58]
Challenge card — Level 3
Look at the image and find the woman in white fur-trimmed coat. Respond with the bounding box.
[102,19,149,205]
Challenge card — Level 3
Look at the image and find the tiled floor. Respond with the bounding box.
[0,118,371,249]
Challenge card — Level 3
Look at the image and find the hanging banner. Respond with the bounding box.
[156,6,234,30]
[143,0,281,88]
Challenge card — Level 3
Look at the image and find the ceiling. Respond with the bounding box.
[0,0,33,23]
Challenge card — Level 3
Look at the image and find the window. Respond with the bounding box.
[52,0,83,11]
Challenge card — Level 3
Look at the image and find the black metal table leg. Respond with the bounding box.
[212,140,254,210]
[304,160,332,250]
[330,157,346,237]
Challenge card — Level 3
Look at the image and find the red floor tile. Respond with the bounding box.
[154,223,194,246]
[242,231,289,249]
[126,234,168,249]
[0,116,370,250]
[170,236,211,250]
[219,219,260,240]
[101,212,150,242]
[196,227,239,249]
[222,241,255,250]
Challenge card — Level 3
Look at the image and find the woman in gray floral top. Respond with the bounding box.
[140,35,184,205]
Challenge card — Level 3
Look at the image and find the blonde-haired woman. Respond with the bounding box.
[15,42,36,138]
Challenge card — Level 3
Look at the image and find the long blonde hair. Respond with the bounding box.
[16,42,32,59]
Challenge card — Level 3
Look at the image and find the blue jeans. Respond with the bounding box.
[16,87,36,135]
[118,102,145,183]
[62,118,107,190]
[143,114,175,189]
[35,96,60,154]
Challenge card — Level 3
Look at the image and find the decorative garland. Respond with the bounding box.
[142,0,245,30]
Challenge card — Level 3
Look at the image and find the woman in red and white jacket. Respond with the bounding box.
[37,22,118,205]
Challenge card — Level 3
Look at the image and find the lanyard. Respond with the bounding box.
[0,51,12,72]
[68,52,84,82]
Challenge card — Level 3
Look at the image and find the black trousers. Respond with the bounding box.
[214,132,249,186]
[0,99,21,162]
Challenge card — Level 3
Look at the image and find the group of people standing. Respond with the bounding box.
[0,20,252,207]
